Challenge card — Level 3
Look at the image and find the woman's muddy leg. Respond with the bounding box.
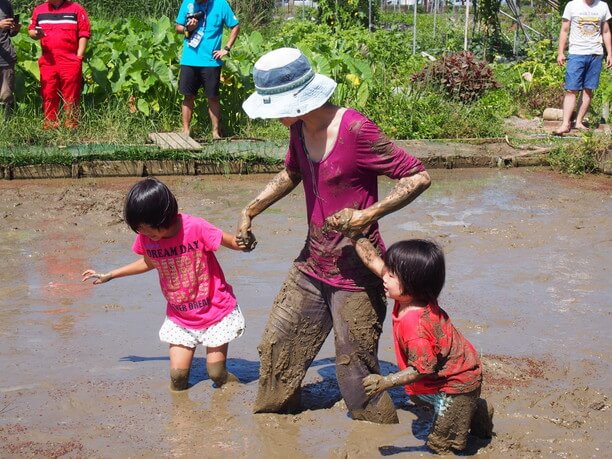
[330,286,398,424]
[255,267,332,413]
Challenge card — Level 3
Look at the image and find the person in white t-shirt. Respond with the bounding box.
[554,0,612,135]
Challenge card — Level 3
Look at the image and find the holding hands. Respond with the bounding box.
[235,211,258,252]
[363,374,393,398]
[324,207,369,239]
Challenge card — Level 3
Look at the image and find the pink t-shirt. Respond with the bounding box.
[286,108,425,291]
[132,213,237,329]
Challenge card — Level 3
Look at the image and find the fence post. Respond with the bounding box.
[464,0,470,51]
[413,0,417,54]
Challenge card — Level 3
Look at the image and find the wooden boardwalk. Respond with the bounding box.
[148,132,202,150]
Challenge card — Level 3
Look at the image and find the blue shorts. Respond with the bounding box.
[565,54,603,91]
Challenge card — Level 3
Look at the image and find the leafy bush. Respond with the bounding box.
[13,0,178,19]
[412,51,500,103]
[519,84,564,116]
[364,88,505,139]
[317,0,379,30]
[548,133,610,175]
[12,16,183,115]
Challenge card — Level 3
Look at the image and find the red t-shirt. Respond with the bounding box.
[392,301,482,395]
[29,1,91,57]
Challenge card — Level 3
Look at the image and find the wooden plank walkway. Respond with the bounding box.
[148,132,202,150]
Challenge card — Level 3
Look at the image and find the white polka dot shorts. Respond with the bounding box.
[159,305,245,348]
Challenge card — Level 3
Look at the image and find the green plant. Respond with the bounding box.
[548,132,610,175]
[412,51,500,103]
[317,0,378,30]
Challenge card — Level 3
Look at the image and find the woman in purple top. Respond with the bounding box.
[238,48,431,423]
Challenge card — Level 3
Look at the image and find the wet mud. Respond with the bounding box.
[0,169,610,457]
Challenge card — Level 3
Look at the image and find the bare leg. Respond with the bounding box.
[555,90,577,134]
[207,96,222,139]
[181,95,196,135]
[168,344,196,391]
[206,342,239,387]
[574,88,592,129]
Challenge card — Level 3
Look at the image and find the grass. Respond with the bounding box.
[547,132,611,175]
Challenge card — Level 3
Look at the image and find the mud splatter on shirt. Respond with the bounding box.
[392,301,482,395]
[286,108,425,291]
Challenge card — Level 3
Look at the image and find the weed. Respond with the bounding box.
[548,132,610,175]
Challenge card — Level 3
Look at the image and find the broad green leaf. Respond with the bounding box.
[137,98,150,116]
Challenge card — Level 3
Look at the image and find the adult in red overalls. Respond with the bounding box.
[28,0,90,128]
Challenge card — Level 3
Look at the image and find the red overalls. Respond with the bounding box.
[29,1,90,128]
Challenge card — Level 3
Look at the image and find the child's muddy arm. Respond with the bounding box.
[354,236,385,278]
[236,168,302,250]
[363,367,426,397]
[325,171,431,235]
[221,231,249,252]
[82,256,154,285]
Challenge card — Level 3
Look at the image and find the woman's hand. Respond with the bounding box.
[82,269,113,285]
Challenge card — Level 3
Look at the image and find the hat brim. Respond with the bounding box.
[242,73,337,119]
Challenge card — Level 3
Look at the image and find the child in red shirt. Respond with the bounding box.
[352,236,493,454]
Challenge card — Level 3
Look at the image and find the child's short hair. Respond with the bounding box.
[384,239,445,303]
[124,178,178,233]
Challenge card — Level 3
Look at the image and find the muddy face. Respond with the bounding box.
[0,170,610,457]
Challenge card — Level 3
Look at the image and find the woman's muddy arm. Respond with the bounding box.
[325,171,431,234]
[354,236,385,278]
[363,367,426,397]
[236,168,302,250]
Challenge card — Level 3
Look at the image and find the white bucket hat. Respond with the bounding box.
[242,47,337,119]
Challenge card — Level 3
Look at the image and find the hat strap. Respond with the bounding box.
[256,69,315,96]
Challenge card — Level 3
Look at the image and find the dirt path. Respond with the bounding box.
[0,169,609,458]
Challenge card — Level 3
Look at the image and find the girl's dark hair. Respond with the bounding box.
[123,178,178,233]
[383,239,445,303]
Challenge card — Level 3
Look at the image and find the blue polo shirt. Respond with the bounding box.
[176,0,239,67]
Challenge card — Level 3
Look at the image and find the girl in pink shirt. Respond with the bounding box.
[83,177,248,391]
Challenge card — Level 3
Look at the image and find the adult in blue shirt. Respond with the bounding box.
[176,0,239,139]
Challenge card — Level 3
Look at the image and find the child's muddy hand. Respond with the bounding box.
[324,208,365,238]
[363,374,387,397]
[82,270,112,285]
[324,208,354,234]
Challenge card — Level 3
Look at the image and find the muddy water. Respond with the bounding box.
[0,169,609,458]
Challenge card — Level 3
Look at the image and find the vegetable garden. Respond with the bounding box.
[1,0,610,175]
